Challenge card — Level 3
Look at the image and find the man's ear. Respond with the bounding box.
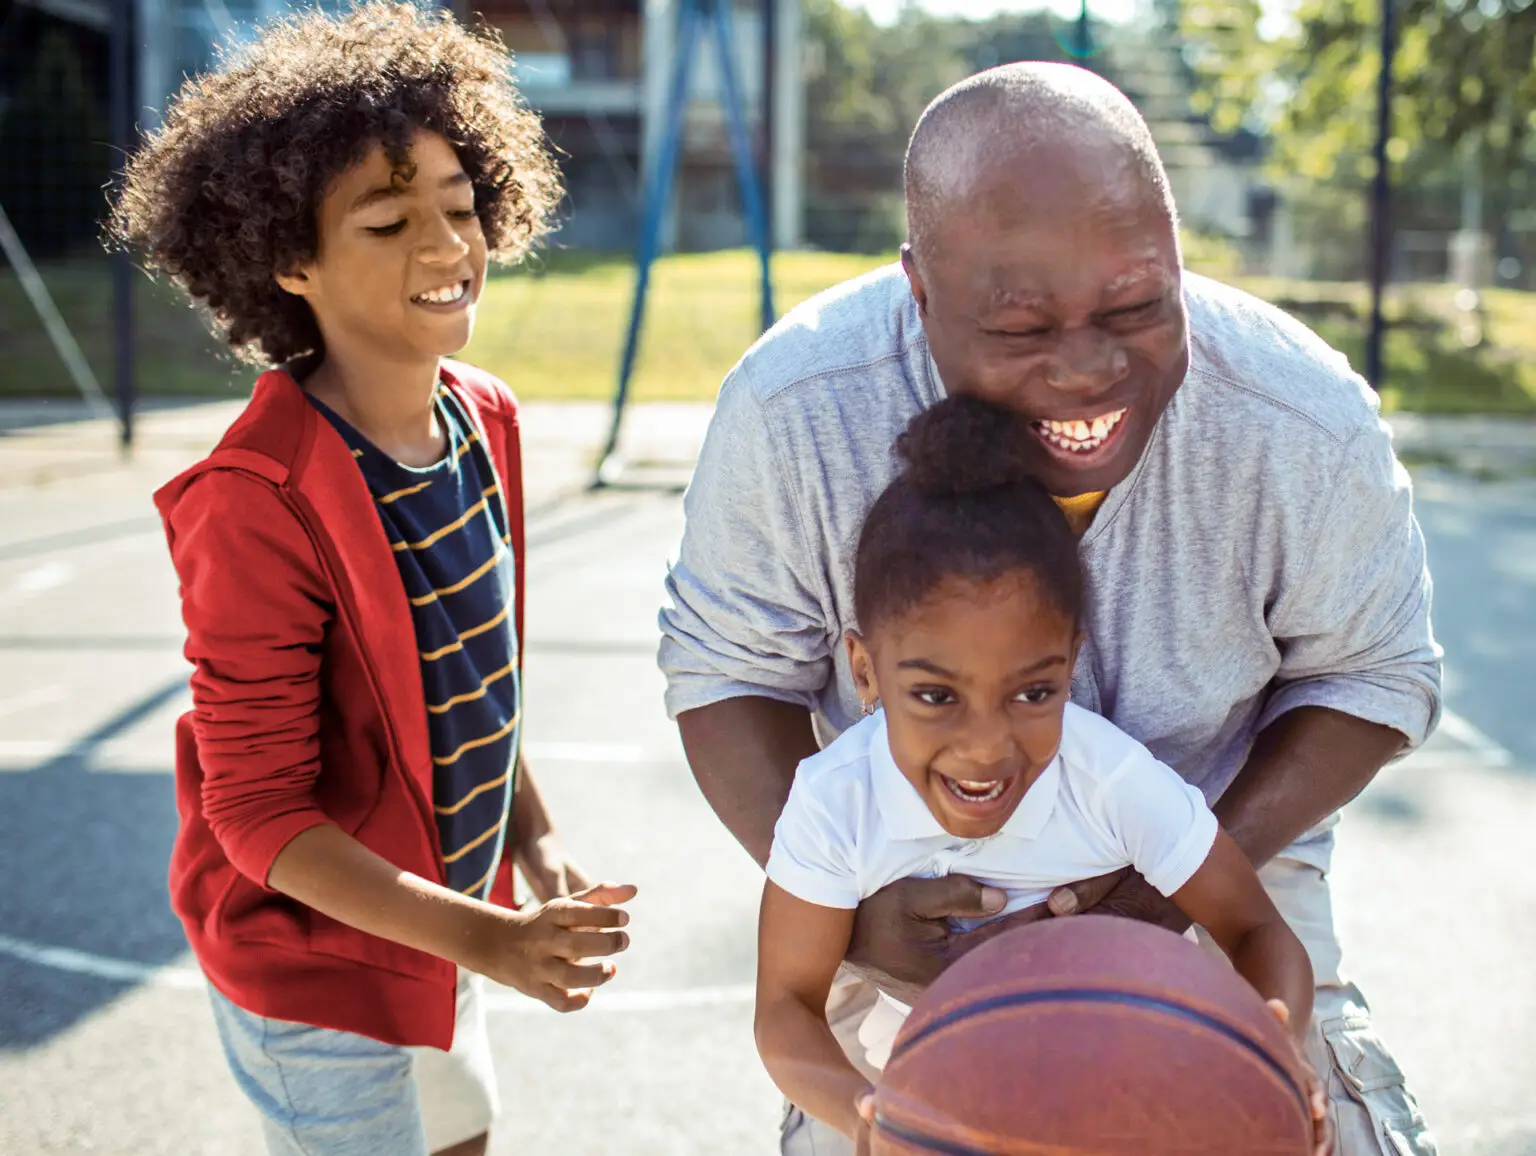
[845,629,879,706]
[900,243,927,315]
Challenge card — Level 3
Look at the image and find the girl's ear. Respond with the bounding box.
[1069,629,1085,674]
[845,629,879,707]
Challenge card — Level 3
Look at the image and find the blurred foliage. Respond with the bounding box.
[800,0,1119,252]
[1176,0,1536,230]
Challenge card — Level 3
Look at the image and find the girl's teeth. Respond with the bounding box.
[945,777,1007,803]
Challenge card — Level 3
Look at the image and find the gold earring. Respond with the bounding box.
[860,699,876,717]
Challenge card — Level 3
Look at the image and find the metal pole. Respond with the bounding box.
[596,0,705,483]
[1075,0,1092,59]
[1364,0,1394,390]
[711,0,774,333]
[762,0,776,252]
[111,0,136,448]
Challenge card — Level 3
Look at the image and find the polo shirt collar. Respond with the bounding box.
[868,712,1063,841]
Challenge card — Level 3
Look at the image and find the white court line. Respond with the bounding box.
[524,740,682,764]
[0,684,65,720]
[1434,709,1513,767]
[0,932,753,1014]
[9,560,75,600]
[0,739,680,766]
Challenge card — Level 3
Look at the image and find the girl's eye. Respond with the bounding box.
[449,209,478,220]
[1014,685,1057,705]
[914,688,956,707]
[366,221,407,237]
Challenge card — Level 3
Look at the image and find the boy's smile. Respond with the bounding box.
[848,572,1081,840]
[277,128,489,367]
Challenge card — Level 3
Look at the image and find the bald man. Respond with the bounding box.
[659,64,1440,1156]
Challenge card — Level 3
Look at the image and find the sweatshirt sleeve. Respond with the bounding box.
[1259,419,1442,749]
[658,371,834,719]
[167,470,336,887]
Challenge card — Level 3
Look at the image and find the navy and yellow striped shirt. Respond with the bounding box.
[311,387,520,898]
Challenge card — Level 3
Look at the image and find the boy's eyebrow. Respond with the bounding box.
[349,171,471,212]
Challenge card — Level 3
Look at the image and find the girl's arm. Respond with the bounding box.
[1169,829,1314,1037]
[756,881,871,1140]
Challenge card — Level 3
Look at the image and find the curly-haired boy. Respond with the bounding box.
[109,7,635,1154]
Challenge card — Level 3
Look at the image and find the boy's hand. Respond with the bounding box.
[1267,1000,1332,1156]
[519,833,592,902]
[471,882,636,1012]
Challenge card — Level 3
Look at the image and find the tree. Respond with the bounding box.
[1177,0,1536,227]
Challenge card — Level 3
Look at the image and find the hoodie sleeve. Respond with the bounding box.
[166,469,336,888]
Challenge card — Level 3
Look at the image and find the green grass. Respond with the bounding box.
[4,248,1535,415]
[462,248,892,401]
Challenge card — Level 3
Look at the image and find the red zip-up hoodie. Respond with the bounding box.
[153,360,525,1049]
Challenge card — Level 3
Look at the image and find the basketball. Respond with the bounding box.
[870,916,1313,1155]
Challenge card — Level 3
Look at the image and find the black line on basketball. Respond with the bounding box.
[886,988,1307,1114]
[871,1112,1000,1156]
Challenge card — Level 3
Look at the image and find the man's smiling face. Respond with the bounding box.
[903,142,1189,498]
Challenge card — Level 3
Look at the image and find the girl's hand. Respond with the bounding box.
[519,833,592,902]
[853,1088,876,1156]
[1268,1000,1332,1156]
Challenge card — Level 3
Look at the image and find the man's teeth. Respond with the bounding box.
[944,777,1007,803]
[414,282,466,305]
[1031,408,1127,454]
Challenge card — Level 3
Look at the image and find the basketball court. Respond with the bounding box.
[1,402,1534,1155]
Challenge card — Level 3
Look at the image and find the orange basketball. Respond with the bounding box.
[871,916,1312,1155]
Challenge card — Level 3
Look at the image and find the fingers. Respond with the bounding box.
[549,899,632,929]
[549,958,618,990]
[945,901,1052,958]
[570,881,638,906]
[1046,867,1129,916]
[535,984,594,1014]
[903,873,1008,921]
[555,927,631,961]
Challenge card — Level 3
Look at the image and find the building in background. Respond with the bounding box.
[130,0,803,254]
[481,0,803,252]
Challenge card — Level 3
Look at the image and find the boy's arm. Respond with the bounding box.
[510,754,591,902]
[267,823,631,1009]
[756,881,871,1140]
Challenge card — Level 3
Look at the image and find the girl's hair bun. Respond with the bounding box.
[895,395,1038,496]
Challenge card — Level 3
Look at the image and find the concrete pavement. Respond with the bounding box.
[0,398,1533,1155]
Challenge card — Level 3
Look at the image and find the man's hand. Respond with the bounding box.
[1046,868,1190,933]
[845,876,1008,1004]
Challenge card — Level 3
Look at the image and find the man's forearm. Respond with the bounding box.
[1215,705,1407,868]
[677,696,820,867]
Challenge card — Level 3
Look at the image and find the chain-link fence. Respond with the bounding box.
[2,0,1533,431]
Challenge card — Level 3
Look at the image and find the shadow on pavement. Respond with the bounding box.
[0,676,189,1049]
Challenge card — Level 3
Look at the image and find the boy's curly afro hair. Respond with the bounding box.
[107,2,562,366]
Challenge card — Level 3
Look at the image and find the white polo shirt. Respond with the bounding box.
[767,702,1219,925]
[767,703,1220,1069]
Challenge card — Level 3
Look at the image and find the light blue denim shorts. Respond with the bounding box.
[207,969,499,1156]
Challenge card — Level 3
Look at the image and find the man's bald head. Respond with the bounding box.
[904,63,1175,264]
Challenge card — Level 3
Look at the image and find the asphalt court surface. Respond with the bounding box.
[1,461,1534,1155]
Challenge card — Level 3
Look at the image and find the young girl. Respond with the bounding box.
[755,396,1327,1153]
[110,7,633,1155]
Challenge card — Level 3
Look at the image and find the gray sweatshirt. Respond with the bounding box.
[657,265,1441,869]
